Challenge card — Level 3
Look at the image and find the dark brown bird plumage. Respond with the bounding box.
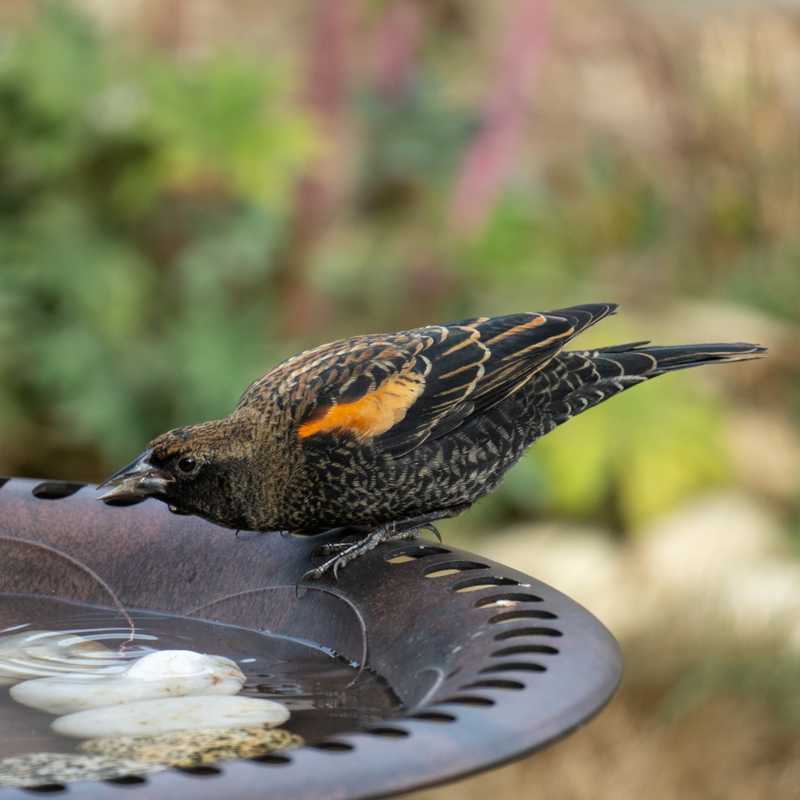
[98,303,765,578]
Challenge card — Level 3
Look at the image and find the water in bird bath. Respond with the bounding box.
[0,596,400,784]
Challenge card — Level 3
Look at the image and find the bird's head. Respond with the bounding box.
[97,416,261,529]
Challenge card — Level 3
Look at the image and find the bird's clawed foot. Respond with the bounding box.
[303,523,396,581]
[302,518,445,581]
[417,522,442,543]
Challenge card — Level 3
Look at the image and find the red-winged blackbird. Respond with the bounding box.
[99,303,765,579]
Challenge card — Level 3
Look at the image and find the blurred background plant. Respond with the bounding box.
[1,1,799,797]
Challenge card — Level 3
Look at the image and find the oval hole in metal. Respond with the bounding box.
[386,554,417,564]
[408,711,457,723]
[475,593,542,607]
[386,546,450,564]
[175,766,223,777]
[480,662,546,674]
[494,626,563,640]
[309,741,355,753]
[424,561,489,578]
[492,644,559,657]
[367,727,410,738]
[489,609,558,624]
[440,695,495,707]
[452,576,519,592]
[31,481,85,500]
[251,755,293,765]
[103,495,147,507]
[461,679,525,691]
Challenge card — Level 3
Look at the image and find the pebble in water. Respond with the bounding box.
[0,752,163,788]
[124,650,241,681]
[52,695,291,739]
[11,650,246,714]
[81,726,304,767]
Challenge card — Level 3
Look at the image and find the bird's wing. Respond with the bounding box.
[239,303,617,457]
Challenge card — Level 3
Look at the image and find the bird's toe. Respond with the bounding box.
[301,565,325,581]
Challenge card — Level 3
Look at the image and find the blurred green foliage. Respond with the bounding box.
[0,2,793,538]
[0,4,312,472]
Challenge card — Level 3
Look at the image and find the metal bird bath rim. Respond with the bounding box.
[0,476,621,799]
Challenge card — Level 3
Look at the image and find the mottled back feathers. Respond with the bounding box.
[236,303,618,457]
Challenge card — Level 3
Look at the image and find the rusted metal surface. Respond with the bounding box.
[0,477,621,799]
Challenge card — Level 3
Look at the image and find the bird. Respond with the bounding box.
[98,303,765,580]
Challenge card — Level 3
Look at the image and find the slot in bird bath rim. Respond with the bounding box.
[0,477,622,800]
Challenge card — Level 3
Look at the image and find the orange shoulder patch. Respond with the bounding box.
[298,373,425,441]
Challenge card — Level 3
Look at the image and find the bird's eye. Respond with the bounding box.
[176,456,198,475]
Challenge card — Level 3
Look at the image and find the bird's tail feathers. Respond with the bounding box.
[543,340,766,426]
[613,341,767,371]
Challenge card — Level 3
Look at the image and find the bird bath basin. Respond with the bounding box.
[0,477,621,799]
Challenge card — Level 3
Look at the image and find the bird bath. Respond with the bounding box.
[0,476,621,799]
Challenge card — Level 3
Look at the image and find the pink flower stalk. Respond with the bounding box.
[450,0,551,233]
[372,0,424,99]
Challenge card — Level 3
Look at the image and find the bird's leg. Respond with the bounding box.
[315,540,361,556]
[317,522,439,556]
[313,527,370,557]
[303,523,397,581]
[302,506,468,581]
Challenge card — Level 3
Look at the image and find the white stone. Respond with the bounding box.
[52,695,290,739]
[10,651,245,714]
[124,650,242,681]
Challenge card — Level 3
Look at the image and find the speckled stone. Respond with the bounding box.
[0,752,164,788]
[81,726,304,767]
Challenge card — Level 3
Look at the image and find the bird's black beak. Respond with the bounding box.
[96,449,174,503]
